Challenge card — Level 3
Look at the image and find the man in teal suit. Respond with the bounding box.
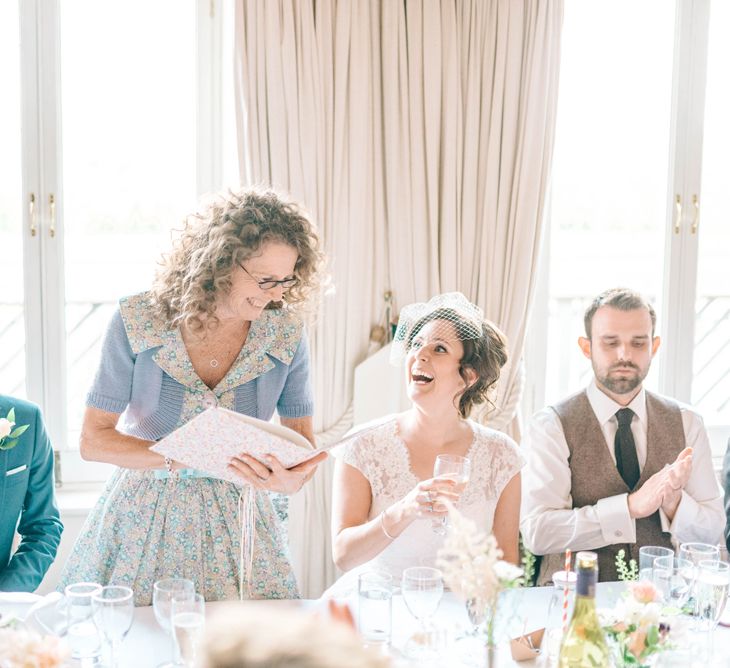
[0,395,63,591]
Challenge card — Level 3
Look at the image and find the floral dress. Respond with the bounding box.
[59,293,312,605]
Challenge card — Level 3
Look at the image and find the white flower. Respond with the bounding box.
[493,560,524,584]
[0,418,13,439]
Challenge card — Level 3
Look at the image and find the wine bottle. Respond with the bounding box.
[558,551,610,668]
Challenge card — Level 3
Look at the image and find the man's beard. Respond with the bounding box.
[595,362,648,396]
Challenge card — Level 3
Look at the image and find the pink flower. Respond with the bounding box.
[629,580,660,604]
[0,418,13,439]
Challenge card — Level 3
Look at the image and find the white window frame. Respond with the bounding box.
[17,0,227,484]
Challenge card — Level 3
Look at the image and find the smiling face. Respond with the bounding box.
[579,306,661,403]
[217,240,298,321]
[405,319,476,413]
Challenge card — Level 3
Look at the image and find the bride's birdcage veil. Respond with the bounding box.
[389,292,485,366]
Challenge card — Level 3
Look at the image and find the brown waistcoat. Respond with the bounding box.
[537,389,685,584]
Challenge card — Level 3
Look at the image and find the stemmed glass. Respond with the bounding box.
[431,454,471,535]
[64,582,103,662]
[171,593,205,667]
[652,555,693,611]
[695,560,730,655]
[153,578,195,667]
[678,542,720,619]
[401,566,444,659]
[91,586,134,668]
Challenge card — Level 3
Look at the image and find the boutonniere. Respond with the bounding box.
[0,408,30,450]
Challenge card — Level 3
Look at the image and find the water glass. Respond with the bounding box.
[91,586,134,668]
[153,578,196,667]
[638,545,674,582]
[171,593,205,667]
[357,571,393,644]
[695,560,730,630]
[652,555,693,609]
[679,542,720,618]
[402,567,444,659]
[431,454,470,535]
[64,582,103,661]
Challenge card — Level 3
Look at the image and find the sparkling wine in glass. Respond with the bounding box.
[171,593,205,667]
[153,578,195,667]
[431,454,471,535]
[91,586,134,668]
[401,566,444,659]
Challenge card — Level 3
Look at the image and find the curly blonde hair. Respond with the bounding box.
[151,188,325,331]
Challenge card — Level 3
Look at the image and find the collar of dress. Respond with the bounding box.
[118,291,304,393]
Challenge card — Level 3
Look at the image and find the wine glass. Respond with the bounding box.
[401,566,444,659]
[91,585,134,668]
[153,578,195,667]
[431,454,471,535]
[679,542,720,619]
[171,593,205,667]
[652,555,693,610]
[695,560,730,656]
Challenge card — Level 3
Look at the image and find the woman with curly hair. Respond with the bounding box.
[328,293,523,593]
[59,188,327,605]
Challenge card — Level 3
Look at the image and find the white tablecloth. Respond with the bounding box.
[3,584,730,667]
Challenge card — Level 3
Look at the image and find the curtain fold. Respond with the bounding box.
[234,0,563,597]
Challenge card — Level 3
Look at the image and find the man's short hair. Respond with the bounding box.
[584,288,656,339]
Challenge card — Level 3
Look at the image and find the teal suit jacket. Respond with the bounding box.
[0,395,63,592]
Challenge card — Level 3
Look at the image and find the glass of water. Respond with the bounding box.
[91,585,134,668]
[401,566,444,659]
[357,571,392,644]
[638,545,674,582]
[679,542,720,619]
[64,582,103,662]
[695,559,730,657]
[431,454,470,535]
[652,555,693,610]
[153,578,195,667]
[171,593,205,667]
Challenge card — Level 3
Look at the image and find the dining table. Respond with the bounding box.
[3,583,730,667]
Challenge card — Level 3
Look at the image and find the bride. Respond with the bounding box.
[329,293,523,592]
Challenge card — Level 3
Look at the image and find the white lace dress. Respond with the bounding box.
[326,417,524,596]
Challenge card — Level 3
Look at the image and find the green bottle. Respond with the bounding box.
[558,551,610,668]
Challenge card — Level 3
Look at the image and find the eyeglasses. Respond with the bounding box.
[239,263,298,291]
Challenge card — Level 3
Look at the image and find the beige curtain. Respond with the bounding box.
[234,0,563,597]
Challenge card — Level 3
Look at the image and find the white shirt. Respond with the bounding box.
[520,380,725,555]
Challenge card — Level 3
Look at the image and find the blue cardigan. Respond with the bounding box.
[0,395,63,592]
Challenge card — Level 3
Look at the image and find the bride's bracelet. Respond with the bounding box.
[379,511,397,540]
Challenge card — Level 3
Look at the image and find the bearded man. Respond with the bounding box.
[520,288,724,583]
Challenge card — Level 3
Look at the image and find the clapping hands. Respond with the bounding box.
[627,447,693,520]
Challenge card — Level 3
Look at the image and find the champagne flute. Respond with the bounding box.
[431,454,470,535]
[171,593,205,667]
[91,585,134,668]
[401,566,444,659]
[695,560,730,656]
[153,578,195,667]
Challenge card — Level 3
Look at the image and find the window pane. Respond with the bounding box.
[545,0,675,403]
[0,2,26,398]
[60,1,197,443]
[693,1,730,427]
